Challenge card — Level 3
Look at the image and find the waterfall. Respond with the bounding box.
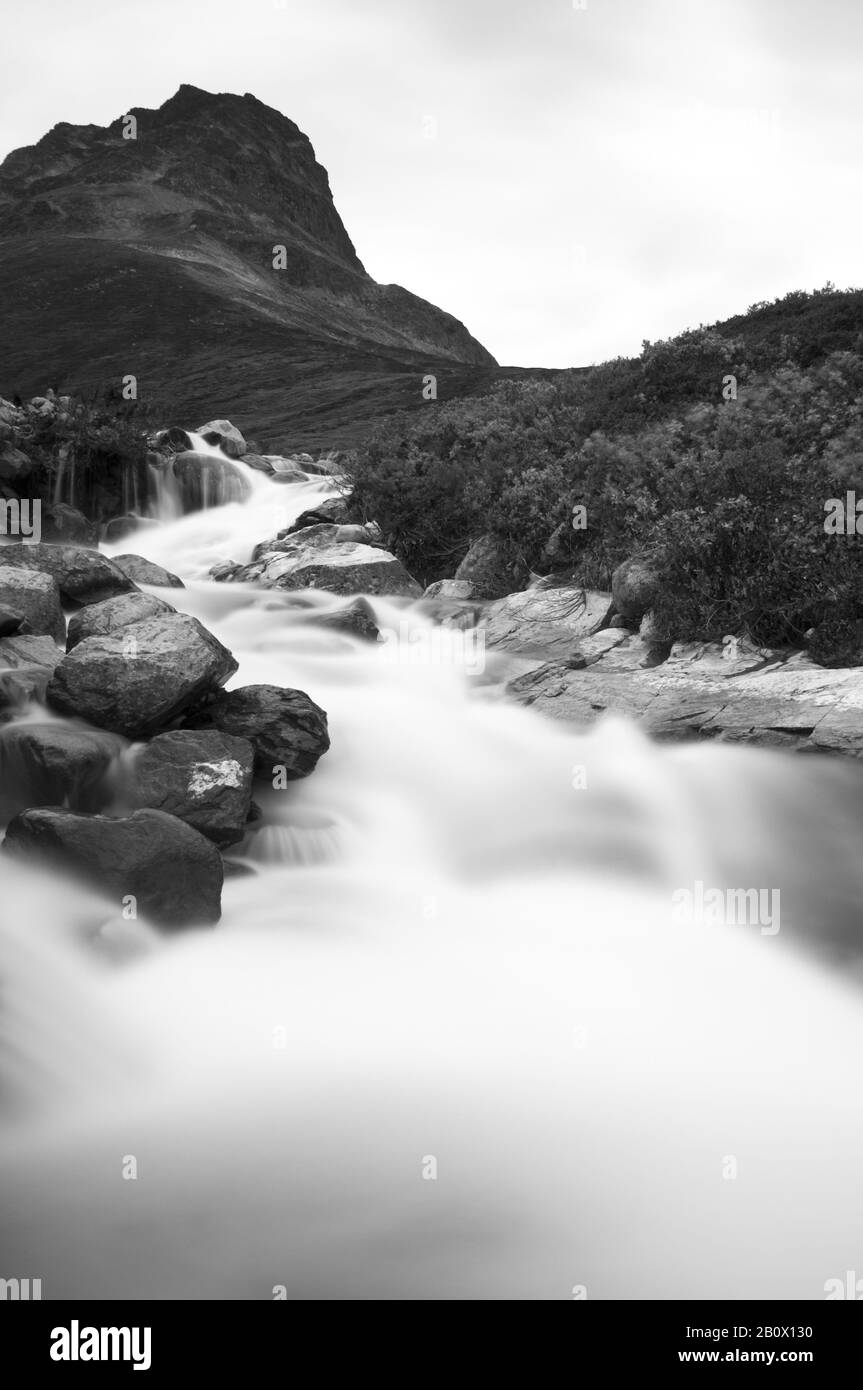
[2,460,863,1300]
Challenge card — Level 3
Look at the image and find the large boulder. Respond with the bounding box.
[611,558,660,623]
[0,543,135,606]
[0,444,33,483]
[128,729,255,847]
[0,722,124,821]
[0,634,63,708]
[47,612,238,738]
[153,426,195,453]
[454,535,529,601]
[40,504,98,546]
[66,591,175,650]
[0,566,65,642]
[235,524,421,598]
[3,807,223,927]
[482,587,613,659]
[167,451,251,510]
[184,684,330,779]
[110,554,184,588]
[196,419,247,458]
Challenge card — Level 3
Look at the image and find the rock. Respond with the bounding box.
[284,497,349,532]
[66,591,175,650]
[482,587,613,659]
[0,543,135,606]
[3,807,223,927]
[47,612,238,738]
[506,643,863,756]
[239,524,421,598]
[167,451,251,509]
[0,608,27,637]
[154,427,195,453]
[0,633,64,707]
[0,443,33,482]
[611,558,660,622]
[184,684,330,778]
[111,554,184,588]
[454,535,529,601]
[41,504,98,545]
[307,597,380,641]
[102,515,156,543]
[423,579,477,601]
[0,567,65,642]
[638,610,673,668]
[241,453,274,473]
[0,722,124,821]
[128,729,255,847]
[196,419,247,458]
[208,560,244,583]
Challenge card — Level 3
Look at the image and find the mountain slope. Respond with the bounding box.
[0,85,499,449]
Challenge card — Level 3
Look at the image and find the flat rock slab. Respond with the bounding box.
[47,612,238,738]
[129,729,255,846]
[508,650,863,755]
[3,806,223,927]
[482,587,614,658]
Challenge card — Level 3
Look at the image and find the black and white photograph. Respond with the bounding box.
[1,0,863,1344]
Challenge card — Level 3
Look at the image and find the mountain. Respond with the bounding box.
[0,84,507,449]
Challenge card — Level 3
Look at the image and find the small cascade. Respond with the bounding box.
[145,429,252,521]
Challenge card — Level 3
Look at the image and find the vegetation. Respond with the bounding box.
[349,285,863,661]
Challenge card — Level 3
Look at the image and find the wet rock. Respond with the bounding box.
[184,683,329,779]
[47,611,238,738]
[41,504,98,545]
[482,587,613,659]
[0,567,65,642]
[0,722,124,821]
[0,443,33,483]
[3,807,223,927]
[611,558,660,623]
[111,554,184,588]
[129,729,255,847]
[66,591,175,651]
[0,608,27,637]
[102,515,157,543]
[423,579,477,601]
[168,451,251,510]
[284,497,349,532]
[0,543,135,606]
[154,426,195,453]
[242,524,421,598]
[196,419,247,458]
[454,535,529,600]
[308,596,380,641]
[0,634,64,707]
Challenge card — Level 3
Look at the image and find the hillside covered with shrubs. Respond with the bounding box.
[348,285,863,664]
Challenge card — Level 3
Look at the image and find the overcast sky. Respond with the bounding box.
[2,0,861,367]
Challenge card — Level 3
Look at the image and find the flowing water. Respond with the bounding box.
[2,460,863,1299]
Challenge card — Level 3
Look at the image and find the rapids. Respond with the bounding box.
[2,462,863,1299]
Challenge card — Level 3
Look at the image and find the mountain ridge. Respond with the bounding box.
[0,84,501,449]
